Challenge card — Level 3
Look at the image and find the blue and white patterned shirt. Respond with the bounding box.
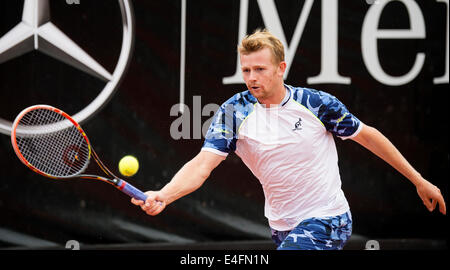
[202,84,362,231]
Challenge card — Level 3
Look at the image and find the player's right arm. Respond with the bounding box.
[131,150,225,216]
[134,94,246,216]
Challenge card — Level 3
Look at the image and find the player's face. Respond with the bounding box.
[240,48,286,103]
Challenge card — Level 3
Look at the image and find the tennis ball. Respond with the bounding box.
[118,155,139,177]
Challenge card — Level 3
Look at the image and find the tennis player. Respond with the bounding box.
[132,29,446,250]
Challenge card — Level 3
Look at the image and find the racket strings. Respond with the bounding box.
[15,108,90,177]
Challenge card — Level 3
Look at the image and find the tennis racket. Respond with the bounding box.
[10,104,148,202]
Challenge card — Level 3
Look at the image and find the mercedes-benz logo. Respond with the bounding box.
[0,0,135,135]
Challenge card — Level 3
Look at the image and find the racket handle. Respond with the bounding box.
[117,179,148,201]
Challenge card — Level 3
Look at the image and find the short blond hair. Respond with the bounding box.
[238,29,285,65]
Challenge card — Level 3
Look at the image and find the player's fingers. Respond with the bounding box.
[145,194,157,207]
[431,199,437,211]
[429,188,445,215]
[145,198,162,210]
[439,201,446,215]
[138,191,157,208]
[141,193,160,211]
[417,181,446,214]
[131,197,144,206]
[437,192,446,215]
[143,193,166,215]
[140,202,149,211]
[146,201,166,216]
[418,186,434,211]
[428,199,437,212]
[142,201,156,211]
[420,196,433,211]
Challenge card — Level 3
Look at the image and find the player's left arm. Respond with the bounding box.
[351,124,446,215]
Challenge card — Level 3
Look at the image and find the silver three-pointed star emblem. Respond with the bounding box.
[0,0,135,135]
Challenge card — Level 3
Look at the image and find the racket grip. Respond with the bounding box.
[117,179,148,201]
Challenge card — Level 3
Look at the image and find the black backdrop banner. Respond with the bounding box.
[0,0,448,248]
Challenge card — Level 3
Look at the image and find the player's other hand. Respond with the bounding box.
[415,178,446,215]
[131,191,167,216]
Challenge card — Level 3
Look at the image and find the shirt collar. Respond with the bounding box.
[281,85,292,106]
[257,85,291,108]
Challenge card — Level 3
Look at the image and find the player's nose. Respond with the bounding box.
[248,70,257,81]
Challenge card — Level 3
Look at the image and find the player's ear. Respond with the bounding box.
[278,61,287,76]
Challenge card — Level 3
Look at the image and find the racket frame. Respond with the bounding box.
[11,105,90,179]
[11,105,148,201]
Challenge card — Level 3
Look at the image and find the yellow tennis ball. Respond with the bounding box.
[118,155,139,177]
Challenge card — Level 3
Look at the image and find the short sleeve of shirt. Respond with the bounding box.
[202,104,237,156]
[202,91,256,156]
[292,86,362,140]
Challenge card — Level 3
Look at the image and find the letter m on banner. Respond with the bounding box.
[222,0,351,85]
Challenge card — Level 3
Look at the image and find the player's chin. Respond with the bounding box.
[249,88,264,98]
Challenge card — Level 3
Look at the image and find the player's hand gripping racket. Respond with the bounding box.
[11,105,148,201]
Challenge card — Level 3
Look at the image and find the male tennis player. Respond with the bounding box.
[132,29,446,250]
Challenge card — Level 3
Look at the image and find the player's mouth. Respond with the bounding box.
[250,86,261,91]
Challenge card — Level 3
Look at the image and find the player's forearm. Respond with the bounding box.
[352,125,423,186]
[160,157,212,205]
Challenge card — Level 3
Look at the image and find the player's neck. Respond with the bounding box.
[259,84,287,108]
